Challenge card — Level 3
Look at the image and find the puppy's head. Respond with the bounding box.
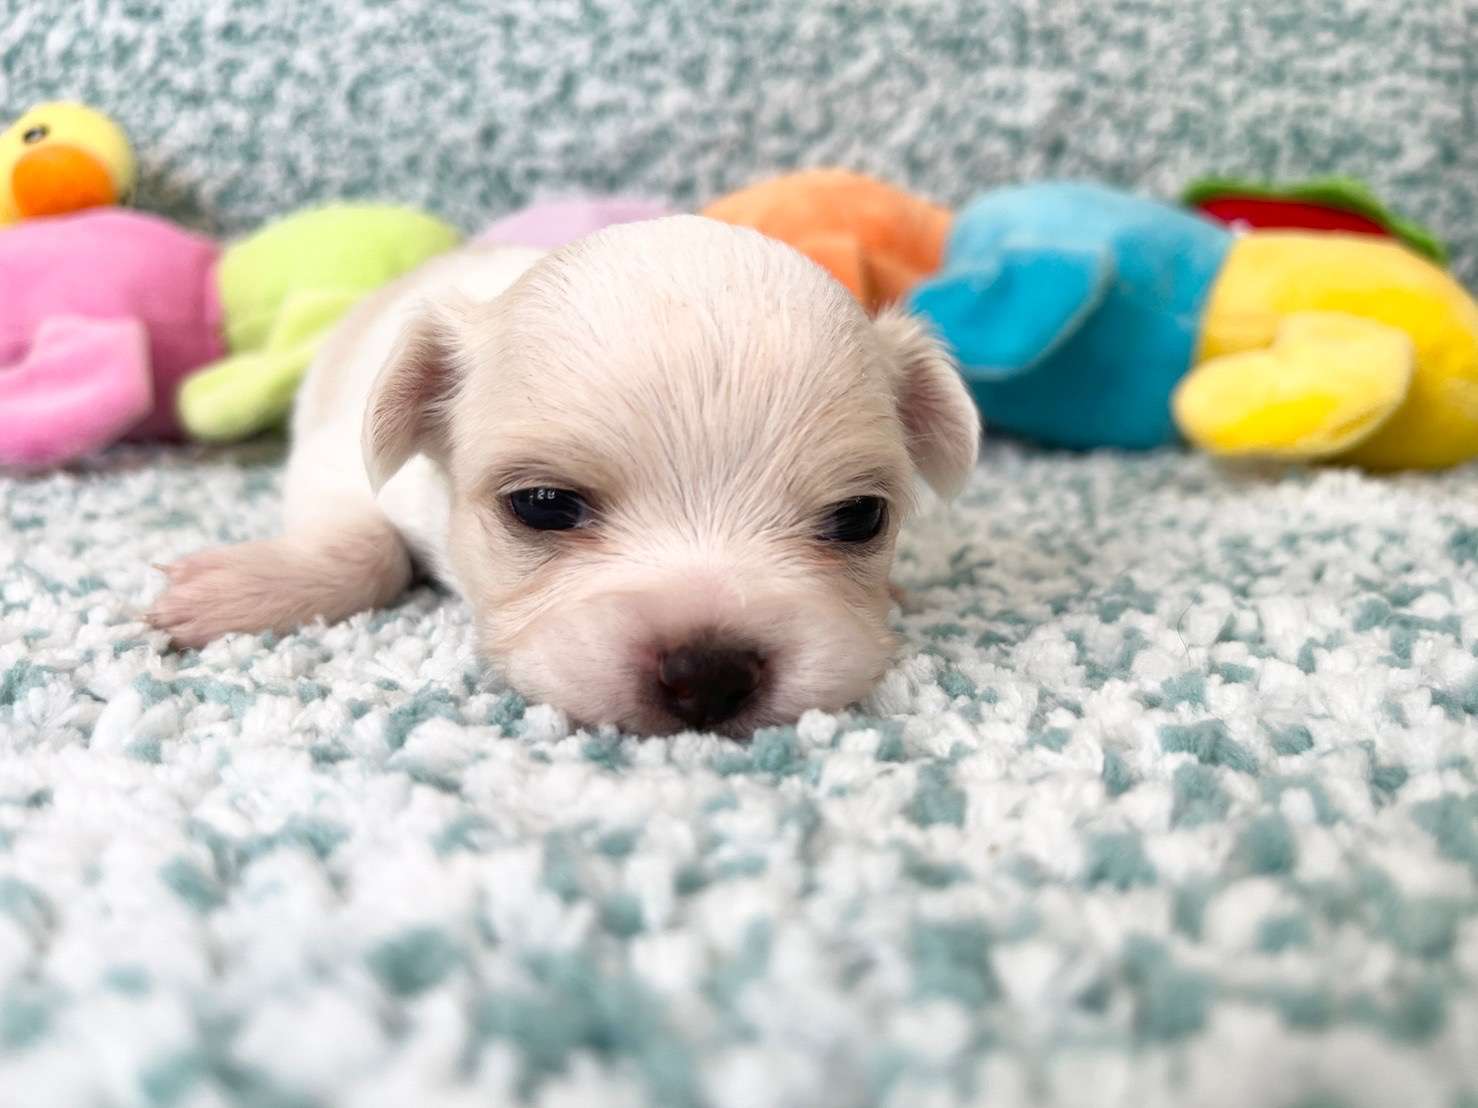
[364,216,978,735]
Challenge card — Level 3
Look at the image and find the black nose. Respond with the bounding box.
[657,642,764,729]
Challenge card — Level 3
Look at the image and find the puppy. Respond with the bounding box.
[149,216,980,735]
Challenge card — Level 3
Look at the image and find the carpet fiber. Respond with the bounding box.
[3,443,1478,1106]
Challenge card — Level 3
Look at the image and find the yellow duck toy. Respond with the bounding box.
[0,102,136,224]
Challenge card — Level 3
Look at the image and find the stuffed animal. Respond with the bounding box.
[0,205,458,467]
[178,206,460,442]
[702,169,951,314]
[1184,176,1447,263]
[476,196,671,249]
[909,181,1478,470]
[1,103,136,224]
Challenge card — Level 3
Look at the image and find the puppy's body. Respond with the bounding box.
[151,218,980,734]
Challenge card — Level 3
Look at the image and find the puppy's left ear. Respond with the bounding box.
[875,305,981,498]
[363,298,473,492]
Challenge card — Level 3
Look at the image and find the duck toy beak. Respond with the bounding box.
[10,143,118,219]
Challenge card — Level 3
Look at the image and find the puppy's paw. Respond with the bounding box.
[148,518,412,651]
[147,546,273,649]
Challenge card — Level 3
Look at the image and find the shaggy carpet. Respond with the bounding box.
[3,442,1477,1107]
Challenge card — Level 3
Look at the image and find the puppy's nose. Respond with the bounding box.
[657,642,764,729]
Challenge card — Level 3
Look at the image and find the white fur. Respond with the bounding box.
[150,217,979,734]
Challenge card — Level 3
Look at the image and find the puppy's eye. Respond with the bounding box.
[22,125,48,144]
[508,487,591,531]
[819,496,887,543]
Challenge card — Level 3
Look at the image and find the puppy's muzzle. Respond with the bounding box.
[656,640,765,730]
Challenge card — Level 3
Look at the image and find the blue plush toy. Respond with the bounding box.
[908,181,1233,450]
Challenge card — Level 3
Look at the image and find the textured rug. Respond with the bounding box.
[3,442,1478,1107]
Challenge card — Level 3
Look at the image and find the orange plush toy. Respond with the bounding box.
[702,169,951,314]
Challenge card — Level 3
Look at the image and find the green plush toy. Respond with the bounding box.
[178,205,460,441]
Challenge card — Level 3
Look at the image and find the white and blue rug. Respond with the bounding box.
[3,442,1477,1107]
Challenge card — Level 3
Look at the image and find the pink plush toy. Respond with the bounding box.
[0,210,223,467]
[476,197,671,250]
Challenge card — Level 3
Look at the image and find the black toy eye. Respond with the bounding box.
[508,488,591,531]
[22,125,48,144]
[819,496,887,543]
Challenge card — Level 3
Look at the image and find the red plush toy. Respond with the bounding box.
[1182,177,1447,264]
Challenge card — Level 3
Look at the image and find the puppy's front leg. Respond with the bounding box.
[147,511,411,648]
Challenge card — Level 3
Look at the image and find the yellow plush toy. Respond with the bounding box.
[0,102,136,224]
[1175,233,1478,470]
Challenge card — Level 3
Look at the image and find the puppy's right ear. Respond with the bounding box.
[874,305,982,500]
[363,300,471,492]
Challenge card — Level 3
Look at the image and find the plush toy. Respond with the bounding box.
[0,205,459,467]
[909,181,1478,470]
[1184,176,1447,263]
[702,169,951,313]
[476,196,671,249]
[178,206,460,441]
[0,210,220,464]
[1,103,136,224]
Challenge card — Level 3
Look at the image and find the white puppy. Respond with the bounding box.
[149,216,980,735]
